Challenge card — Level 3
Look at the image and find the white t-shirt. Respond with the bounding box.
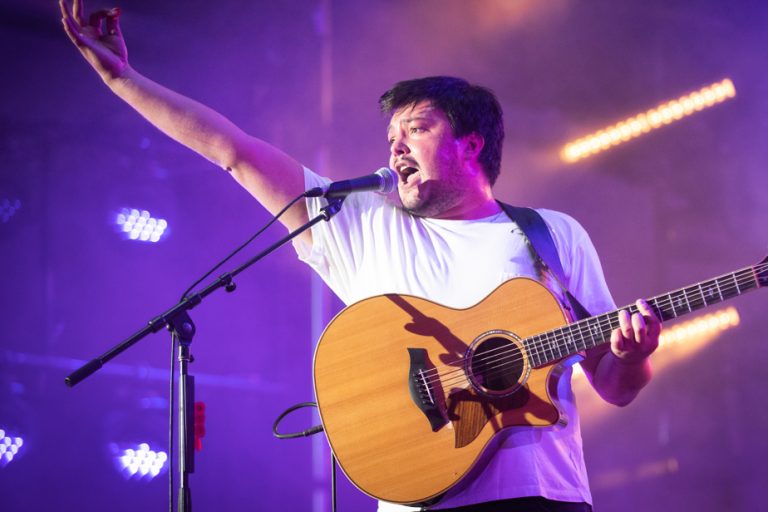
[295,168,616,511]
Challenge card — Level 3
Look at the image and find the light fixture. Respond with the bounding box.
[115,208,169,243]
[0,428,25,468]
[561,78,736,163]
[110,442,168,480]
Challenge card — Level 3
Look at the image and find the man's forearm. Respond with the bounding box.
[106,67,245,170]
[590,351,652,407]
[101,67,309,230]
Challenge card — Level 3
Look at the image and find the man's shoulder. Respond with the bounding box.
[534,207,579,226]
[534,208,589,239]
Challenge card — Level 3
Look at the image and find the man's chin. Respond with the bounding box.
[401,200,437,218]
[399,194,428,217]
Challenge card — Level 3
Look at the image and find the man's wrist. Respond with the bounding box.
[610,351,650,368]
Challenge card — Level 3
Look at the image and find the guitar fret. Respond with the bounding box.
[525,337,535,367]
[538,335,547,364]
[670,293,684,315]
[648,298,666,322]
[524,262,765,368]
[667,293,678,318]
[573,324,583,351]
[697,283,708,307]
[549,331,560,360]
[544,333,554,361]
[531,335,541,364]
[529,336,542,367]
[745,268,760,291]
[588,321,603,347]
[565,326,575,354]
[576,322,587,351]
[705,280,721,305]
[721,273,741,301]
[535,336,545,366]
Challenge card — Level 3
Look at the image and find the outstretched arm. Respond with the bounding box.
[59,0,310,238]
[581,299,661,406]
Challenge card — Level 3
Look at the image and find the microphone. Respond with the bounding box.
[306,167,397,199]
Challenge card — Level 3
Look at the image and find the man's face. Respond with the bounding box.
[387,101,477,218]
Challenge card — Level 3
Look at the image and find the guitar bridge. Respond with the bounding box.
[407,348,448,432]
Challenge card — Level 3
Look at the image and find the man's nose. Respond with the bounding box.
[390,136,409,157]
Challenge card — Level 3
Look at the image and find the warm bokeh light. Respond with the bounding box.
[574,306,740,381]
[572,307,741,425]
[658,306,740,346]
[561,78,737,163]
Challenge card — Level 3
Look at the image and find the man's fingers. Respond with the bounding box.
[88,10,112,34]
[59,0,73,23]
[61,11,86,46]
[610,328,626,353]
[73,0,86,25]
[618,309,632,339]
[631,311,646,343]
[611,301,662,361]
[638,299,662,337]
[105,8,121,36]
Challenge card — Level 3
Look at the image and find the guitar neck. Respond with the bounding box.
[525,261,768,367]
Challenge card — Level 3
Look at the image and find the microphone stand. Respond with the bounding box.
[65,197,345,512]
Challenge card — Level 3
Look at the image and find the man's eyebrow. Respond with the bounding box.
[386,115,431,134]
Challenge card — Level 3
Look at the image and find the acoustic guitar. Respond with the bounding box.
[313,257,767,505]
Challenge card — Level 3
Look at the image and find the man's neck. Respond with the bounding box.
[431,193,501,220]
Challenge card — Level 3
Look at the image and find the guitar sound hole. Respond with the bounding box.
[468,336,525,396]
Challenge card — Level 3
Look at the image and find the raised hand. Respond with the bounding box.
[60,0,128,81]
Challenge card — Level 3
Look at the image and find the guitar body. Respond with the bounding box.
[313,278,575,505]
[313,256,768,505]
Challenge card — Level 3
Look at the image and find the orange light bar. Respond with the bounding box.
[573,306,740,379]
[658,306,740,346]
[561,78,736,163]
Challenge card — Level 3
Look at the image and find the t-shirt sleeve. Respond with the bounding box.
[292,166,385,305]
[538,209,617,316]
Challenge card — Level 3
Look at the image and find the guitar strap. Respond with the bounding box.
[497,201,592,321]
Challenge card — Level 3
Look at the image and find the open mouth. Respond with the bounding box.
[396,164,420,184]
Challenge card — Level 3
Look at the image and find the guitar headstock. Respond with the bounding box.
[758,255,768,288]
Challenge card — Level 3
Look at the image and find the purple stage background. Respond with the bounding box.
[1,1,767,511]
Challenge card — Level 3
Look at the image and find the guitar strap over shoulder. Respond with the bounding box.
[497,201,592,321]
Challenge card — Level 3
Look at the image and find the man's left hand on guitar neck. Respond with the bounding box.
[581,299,662,407]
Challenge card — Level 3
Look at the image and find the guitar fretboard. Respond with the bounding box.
[523,262,767,367]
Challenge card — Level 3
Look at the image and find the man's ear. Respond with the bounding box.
[463,132,485,161]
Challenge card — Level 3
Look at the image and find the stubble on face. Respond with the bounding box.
[400,156,468,218]
[388,103,470,219]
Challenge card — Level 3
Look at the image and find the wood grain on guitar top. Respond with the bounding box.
[313,278,570,505]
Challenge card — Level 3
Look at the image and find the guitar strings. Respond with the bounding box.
[428,271,753,389]
[430,267,760,391]
[436,263,765,382]
[427,264,765,392]
[415,263,766,394]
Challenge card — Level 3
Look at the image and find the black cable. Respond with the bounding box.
[167,192,310,511]
[179,192,309,301]
[272,402,324,439]
[273,402,335,511]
